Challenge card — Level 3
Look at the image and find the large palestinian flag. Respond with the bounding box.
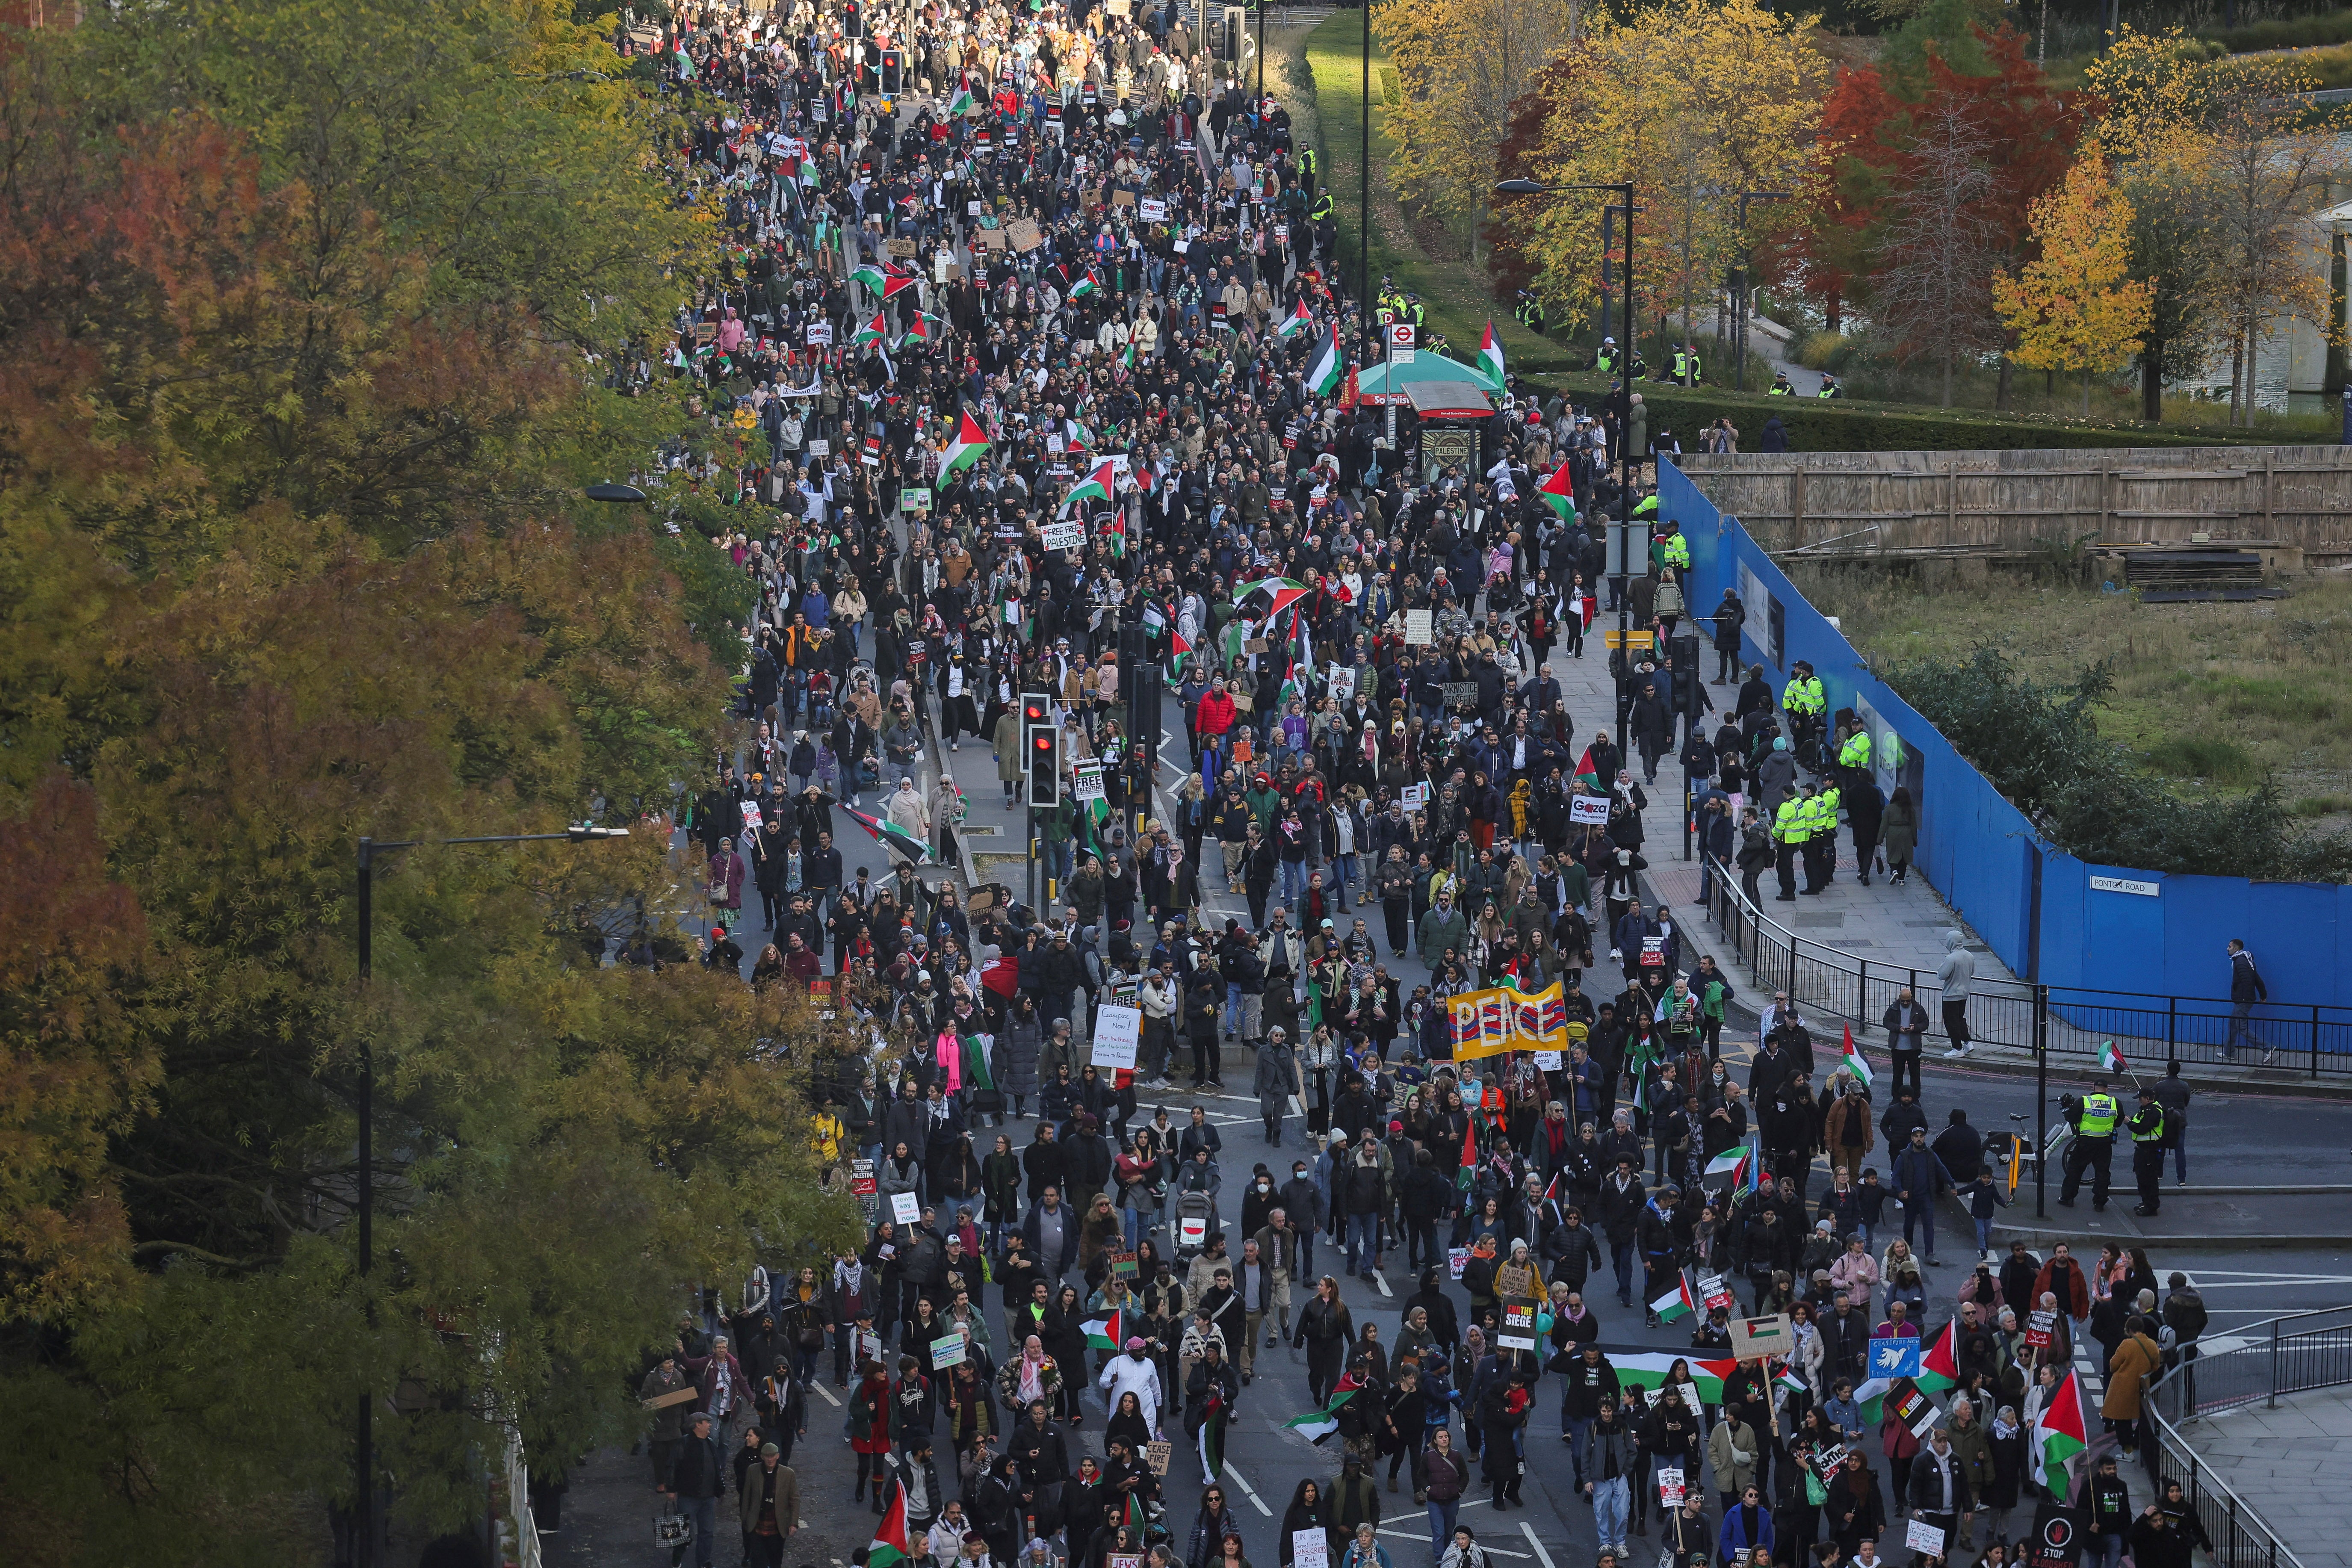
[1232,576,1309,622]
[940,411,990,480]
[1283,1374,1362,1443]
[2030,1370,2090,1501]
[1539,457,1577,521]
[1306,321,1343,397]
[1476,319,1506,391]
[1610,1353,1740,1405]
[1058,461,1115,518]
[833,800,936,865]
[869,1482,912,1568]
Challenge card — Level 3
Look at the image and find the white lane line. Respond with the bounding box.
[1228,1468,1275,1515]
[1521,1521,1557,1568]
[811,1381,842,1408]
[1377,1525,1531,1560]
[1372,1270,1395,1298]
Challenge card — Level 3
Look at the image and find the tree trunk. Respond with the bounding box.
[2243,308,2259,426]
[1940,350,1953,409]
[2230,327,2246,426]
[1996,352,2013,412]
[2142,348,2163,423]
[2082,366,2092,417]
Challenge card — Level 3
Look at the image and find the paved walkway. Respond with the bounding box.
[2174,1384,2352,1568]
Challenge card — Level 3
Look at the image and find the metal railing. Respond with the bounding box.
[2133,1307,2352,1568]
[500,1429,545,1568]
[1693,854,2352,1077]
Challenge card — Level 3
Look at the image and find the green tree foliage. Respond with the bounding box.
[0,3,860,1562]
[1886,647,2352,881]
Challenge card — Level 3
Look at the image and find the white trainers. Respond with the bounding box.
[1943,1044,1971,1058]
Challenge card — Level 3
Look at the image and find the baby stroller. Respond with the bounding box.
[1172,1187,1216,1262]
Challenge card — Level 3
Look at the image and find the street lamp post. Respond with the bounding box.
[349,823,629,1568]
[1360,0,1372,373]
[1496,176,1637,750]
[1729,190,1791,392]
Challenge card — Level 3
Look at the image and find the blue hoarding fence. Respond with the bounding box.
[1656,456,2352,1016]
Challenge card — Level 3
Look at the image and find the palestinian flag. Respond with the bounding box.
[1841,1025,1873,1090]
[1573,747,1601,791]
[1197,1379,1228,1479]
[1476,319,1506,391]
[1917,1319,1959,1393]
[1650,1270,1699,1323]
[834,800,936,865]
[1610,1354,1737,1405]
[1067,267,1099,301]
[1306,321,1343,397]
[851,264,891,295]
[1120,340,1137,370]
[1124,1494,1147,1534]
[1283,1375,1362,1443]
[2030,1370,2090,1501]
[2098,1040,2128,1076]
[940,411,990,480]
[1277,298,1314,339]
[1539,458,1577,521]
[899,313,939,351]
[1775,1363,1810,1397]
[869,1482,912,1568]
[1232,576,1309,622]
[1164,630,1194,687]
[1081,1307,1124,1350]
[1058,460,1115,517]
[852,310,888,347]
[960,1032,996,1093]
[948,85,978,115]
[1454,1111,1478,1194]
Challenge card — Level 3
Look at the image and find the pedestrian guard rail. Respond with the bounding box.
[2137,1305,2352,1568]
[1694,853,2352,1078]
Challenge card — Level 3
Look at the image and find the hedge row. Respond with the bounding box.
[1529,373,2283,451]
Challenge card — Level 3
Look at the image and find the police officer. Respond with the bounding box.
[1783,661,1826,762]
[1838,720,1872,779]
[1596,336,1618,375]
[2059,1078,2122,1211]
[1817,372,1843,399]
[1681,341,1703,385]
[1309,189,1334,223]
[1768,371,1794,397]
[1807,779,1841,893]
[1297,143,1319,195]
[1773,787,1807,903]
[1668,344,1689,384]
[1659,524,1691,572]
[2128,1088,2169,1217]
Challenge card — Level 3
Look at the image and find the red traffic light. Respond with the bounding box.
[1033,733,1054,750]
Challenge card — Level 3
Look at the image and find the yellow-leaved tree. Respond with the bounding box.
[1496,0,1827,349]
[1993,151,2155,413]
[1375,0,1581,263]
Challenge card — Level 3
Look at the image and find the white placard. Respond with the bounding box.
[1072,759,1106,803]
[1092,1004,1142,1071]
[889,1191,921,1225]
[1569,794,1611,825]
[1041,519,1087,550]
[807,439,831,458]
[931,1332,968,1368]
[1904,1520,1947,1557]
[1448,1246,1469,1280]
[1404,609,1433,645]
[1399,783,1429,812]
[1292,1532,1330,1568]
[1534,1050,1563,1069]
[806,322,835,345]
[739,801,765,833]
[1657,1467,1684,1507]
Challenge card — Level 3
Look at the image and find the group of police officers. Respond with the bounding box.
[2059,1074,2180,1218]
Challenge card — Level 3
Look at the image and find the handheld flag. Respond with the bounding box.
[1306,321,1343,397]
[940,411,990,479]
[1917,1319,1960,1393]
[1704,1145,1752,1187]
[852,311,888,347]
[2030,1370,2089,1500]
[831,797,937,865]
[948,85,978,115]
[1277,298,1314,339]
[1607,1353,1739,1404]
[1058,461,1115,517]
[1538,458,1577,521]
[1282,1376,1362,1443]
[1455,1112,1478,1193]
[1067,267,1099,301]
[1232,576,1309,622]
[1841,1025,1873,1090]
[1476,319,1506,391]
[868,1482,912,1568]
[1650,1270,1699,1323]
[1081,1308,1124,1350]
[1165,629,1194,686]
[2098,1040,2127,1077]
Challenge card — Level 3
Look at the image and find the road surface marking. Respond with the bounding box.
[1521,1521,1557,1568]
[811,1382,842,1407]
[1227,1467,1275,1515]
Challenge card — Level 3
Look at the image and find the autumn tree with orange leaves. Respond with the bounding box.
[1993,153,2155,414]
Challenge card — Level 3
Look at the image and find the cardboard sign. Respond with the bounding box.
[1906,1520,1947,1558]
[1041,519,1086,550]
[1404,608,1433,645]
[1144,1442,1171,1476]
[1007,219,1043,252]
[1093,1004,1143,1071]
[643,1386,702,1411]
[889,1191,922,1224]
[807,439,831,457]
[1072,759,1106,802]
[1107,1246,1138,1279]
[1243,637,1269,656]
[1111,189,1137,207]
[886,238,919,257]
[1868,1336,1923,1380]
[976,228,1009,251]
[931,1332,968,1368]
[851,1158,877,1196]
[1657,1467,1685,1507]
[1400,783,1429,812]
[1569,794,1612,826]
[1441,681,1479,710]
[1729,1313,1795,1361]
[1448,1246,1469,1280]
[1498,1299,1539,1351]
[1292,1532,1330,1568]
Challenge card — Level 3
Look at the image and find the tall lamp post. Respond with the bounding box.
[1496,177,1636,747]
[1729,190,1791,392]
[1359,0,1372,372]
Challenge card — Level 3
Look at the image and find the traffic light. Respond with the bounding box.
[1028,723,1063,809]
[1021,691,1051,733]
